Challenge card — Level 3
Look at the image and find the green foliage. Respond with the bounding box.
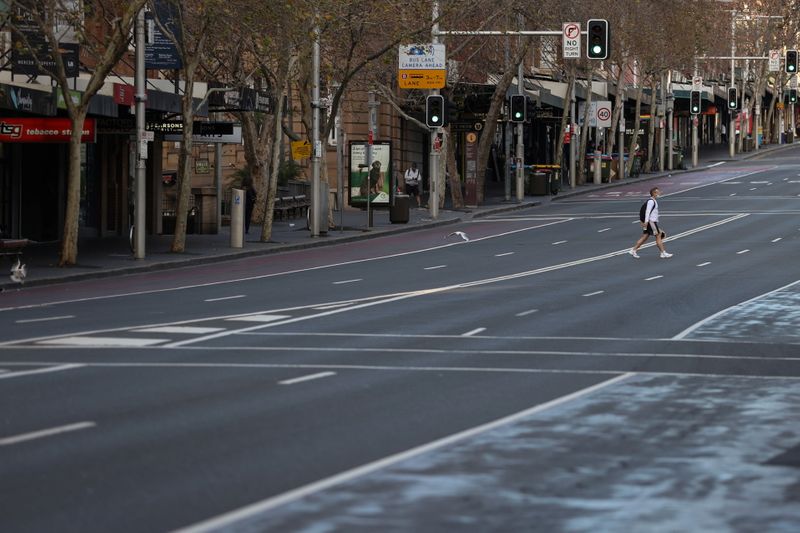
[278,159,301,186]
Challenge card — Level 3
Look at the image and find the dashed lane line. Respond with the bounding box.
[645,275,664,281]
[0,364,84,380]
[204,295,245,302]
[583,291,605,297]
[37,337,168,347]
[461,328,486,337]
[0,421,96,447]
[15,315,75,324]
[134,326,226,335]
[279,372,336,386]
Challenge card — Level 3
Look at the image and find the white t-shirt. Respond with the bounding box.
[645,198,659,222]
[404,168,420,184]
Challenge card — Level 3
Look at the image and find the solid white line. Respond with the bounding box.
[424,265,447,270]
[583,291,604,297]
[737,249,750,255]
[645,275,663,281]
[772,238,782,243]
[494,252,514,257]
[697,262,711,267]
[224,314,290,323]
[312,302,355,310]
[37,337,168,347]
[552,240,567,245]
[278,372,336,385]
[461,328,486,337]
[0,421,96,446]
[170,373,635,533]
[15,315,75,324]
[134,326,226,335]
[1,219,573,313]
[515,309,538,317]
[0,364,84,380]
[333,279,362,285]
[673,279,800,340]
[204,295,245,302]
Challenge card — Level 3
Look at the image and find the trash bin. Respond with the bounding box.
[549,170,560,195]
[600,157,611,182]
[390,193,410,223]
[529,171,548,195]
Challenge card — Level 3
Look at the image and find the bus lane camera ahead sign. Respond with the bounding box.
[399,43,446,89]
[562,22,581,59]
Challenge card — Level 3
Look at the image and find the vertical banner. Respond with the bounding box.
[348,141,392,207]
[145,0,183,69]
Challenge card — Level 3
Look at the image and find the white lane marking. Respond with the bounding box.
[461,328,486,337]
[736,249,750,255]
[772,238,782,243]
[749,188,757,191]
[721,182,741,184]
[0,421,96,447]
[333,279,362,285]
[313,302,355,310]
[645,275,663,281]
[516,309,538,317]
[552,240,567,245]
[1,219,574,313]
[597,228,611,233]
[224,314,290,323]
[6,215,751,349]
[729,193,737,196]
[750,181,769,184]
[170,373,635,533]
[697,262,711,267]
[37,337,168,347]
[583,291,604,297]
[0,364,84,380]
[706,162,725,168]
[674,279,800,340]
[134,326,225,335]
[424,265,447,270]
[790,180,800,183]
[494,252,514,257]
[279,372,336,386]
[15,315,75,324]
[204,295,245,302]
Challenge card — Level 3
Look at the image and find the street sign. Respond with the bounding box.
[692,76,703,91]
[398,43,446,89]
[769,49,780,72]
[291,140,312,160]
[578,101,612,128]
[792,75,798,89]
[562,22,581,59]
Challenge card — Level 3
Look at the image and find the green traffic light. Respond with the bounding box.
[592,44,602,55]
[431,115,440,123]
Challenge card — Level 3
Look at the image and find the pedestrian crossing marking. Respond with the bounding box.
[133,326,226,334]
[225,314,291,323]
[37,337,169,347]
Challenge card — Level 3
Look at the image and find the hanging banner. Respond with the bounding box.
[145,0,183,69]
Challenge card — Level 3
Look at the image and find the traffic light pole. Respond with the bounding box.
[429,1,441,220]
[692,61,699,168]
[515,52,524,202]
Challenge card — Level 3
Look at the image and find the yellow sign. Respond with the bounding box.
[398,69,446,89]
[777,102,785,110]
[291,140,312,160]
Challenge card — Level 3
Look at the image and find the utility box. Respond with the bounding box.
[390,194,410,223]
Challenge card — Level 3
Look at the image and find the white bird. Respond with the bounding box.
[9,259,26,284]
[445,231,470,242]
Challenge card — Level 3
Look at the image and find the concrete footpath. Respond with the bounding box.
[0,142,789,291]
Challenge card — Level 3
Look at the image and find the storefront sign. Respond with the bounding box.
[0,117,96,143]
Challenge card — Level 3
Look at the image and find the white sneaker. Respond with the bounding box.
[629,249,640,259]
[660,251,673,258]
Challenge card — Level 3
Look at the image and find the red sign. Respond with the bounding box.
[113,83,135,105]
[0,118,96,143]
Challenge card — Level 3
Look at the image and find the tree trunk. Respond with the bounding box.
[59,109,89,266]
[445,126,464,208]
[261,82,287,242]
[554,66,576,171]
[577,74,593,185]
[606,60,626,156]
[646,77,657,172]
[627,82,644,175]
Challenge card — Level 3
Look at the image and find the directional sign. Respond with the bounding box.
[769,49,780,72]
[562,22,581,59]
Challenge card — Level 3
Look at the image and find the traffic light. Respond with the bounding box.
[727,87,737,110]
[690,90,701,115]
[790,89,798,104]
[425,94,445,128]
[786,50,797,73]
[586,19,609,60]
[510,94,527,123]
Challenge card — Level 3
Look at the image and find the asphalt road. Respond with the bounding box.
[2,147,800,532]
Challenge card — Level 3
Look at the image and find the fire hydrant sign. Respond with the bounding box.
[398,43,446,89]
[562,23,581,59]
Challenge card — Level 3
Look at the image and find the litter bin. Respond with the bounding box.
[529,171,548,195]
[390,193,410,223]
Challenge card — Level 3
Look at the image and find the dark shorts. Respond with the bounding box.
[643,222,661,236]
[405,183,419,196]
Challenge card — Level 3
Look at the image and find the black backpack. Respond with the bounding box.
[639,199,653,222]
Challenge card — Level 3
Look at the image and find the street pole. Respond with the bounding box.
[134,8,146,260]
[569,97,576,188]
[667,71,674,171]
[729,9,736,158]
[429,0,440,219]
[310,23,321,237]
[516,61,524,201]
[367,90,378,228]
[692,60,699,168]
[504,29,511,201]
[658,74,665,172]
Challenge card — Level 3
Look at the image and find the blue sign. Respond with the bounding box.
[145,1,182,69]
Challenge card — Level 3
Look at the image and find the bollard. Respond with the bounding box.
[593,150,602,184]
[230,188,244,248]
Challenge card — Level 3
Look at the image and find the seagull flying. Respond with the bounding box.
[445,231,469,242]
[9,259,26,284]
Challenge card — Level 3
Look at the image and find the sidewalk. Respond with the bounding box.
[1,141,791,291]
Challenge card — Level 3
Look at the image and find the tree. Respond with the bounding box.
[3,0,148,265]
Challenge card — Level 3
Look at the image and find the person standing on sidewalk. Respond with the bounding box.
[404,162,422,207]
[630,187,673,259]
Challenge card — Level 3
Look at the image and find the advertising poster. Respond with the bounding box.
[349,141,392,207]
